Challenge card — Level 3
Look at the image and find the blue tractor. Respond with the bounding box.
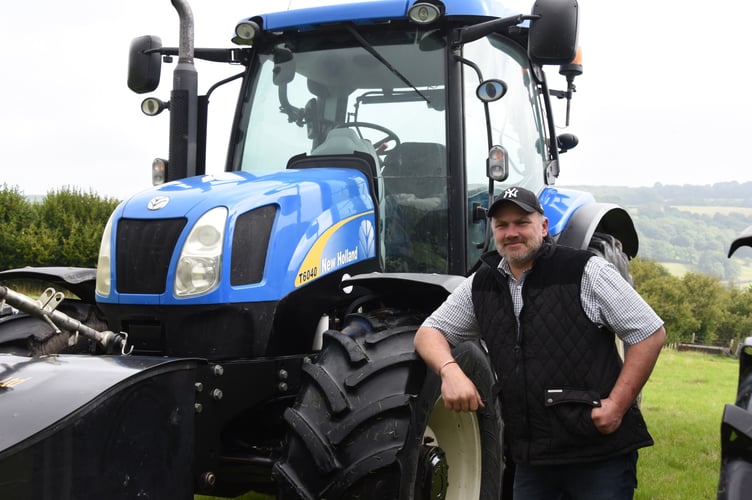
[0,0,638,498]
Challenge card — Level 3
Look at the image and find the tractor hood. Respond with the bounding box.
[118,169,375,230]
[99,168,378,305]
[120,170,341,219]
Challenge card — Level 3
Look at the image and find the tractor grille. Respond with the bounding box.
[116,218,187,294]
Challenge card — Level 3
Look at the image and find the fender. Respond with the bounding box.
[728,225,752,257]
[539,186,638,258]
[0,267,96,304]
[554,202,638,258]
[344,272,465,312]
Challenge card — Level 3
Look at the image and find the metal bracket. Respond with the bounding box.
[35,287,65,333]
[36,287,65,313]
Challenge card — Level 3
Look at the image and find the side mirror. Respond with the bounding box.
[528,0,578,65]
[557,133,579,153]
[272,47,295,85]
[128,35,163,94]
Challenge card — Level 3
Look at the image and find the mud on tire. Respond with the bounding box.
[274,311,503,500]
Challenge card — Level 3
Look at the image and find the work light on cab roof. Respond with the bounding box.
[408,1,443,24]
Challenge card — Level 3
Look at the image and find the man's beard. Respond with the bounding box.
[500,238,542,267]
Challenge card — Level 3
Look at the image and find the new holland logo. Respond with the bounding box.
[147,196,170,210]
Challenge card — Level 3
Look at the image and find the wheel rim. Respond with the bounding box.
[421,398,483,499]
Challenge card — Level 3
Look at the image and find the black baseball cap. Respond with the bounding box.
[488,187,544,218]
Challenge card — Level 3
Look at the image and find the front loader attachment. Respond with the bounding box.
[0,282,199,498]
[0,353,200,499]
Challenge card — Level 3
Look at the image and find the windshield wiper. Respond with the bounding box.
[344,24,430,104]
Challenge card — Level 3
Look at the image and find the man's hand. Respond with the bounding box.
[591,397,623,434]
[440,362,485,412]
[414,325,484,412]
[592,325,666,434]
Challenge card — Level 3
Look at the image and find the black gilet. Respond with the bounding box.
[472,244,653,465]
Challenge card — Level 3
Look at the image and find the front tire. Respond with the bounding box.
[274,311,503,499]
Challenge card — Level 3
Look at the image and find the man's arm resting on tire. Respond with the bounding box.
[414,325,485,412]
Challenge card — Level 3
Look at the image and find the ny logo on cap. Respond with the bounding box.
[503,188,520,199]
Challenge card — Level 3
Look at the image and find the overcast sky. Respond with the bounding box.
[1,0,750,200]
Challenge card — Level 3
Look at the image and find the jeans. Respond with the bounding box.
[512,451,639,500]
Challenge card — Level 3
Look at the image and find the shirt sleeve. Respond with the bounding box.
[582,257,664,345]
[421,274,481,346]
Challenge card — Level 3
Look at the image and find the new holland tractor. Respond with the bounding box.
[0,0,639,498]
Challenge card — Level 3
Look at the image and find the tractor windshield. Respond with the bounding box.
[235,27,445,174]
[235,25,448,272]
[233,23,549,273]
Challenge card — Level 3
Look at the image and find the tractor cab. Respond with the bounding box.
[226,1,575,275]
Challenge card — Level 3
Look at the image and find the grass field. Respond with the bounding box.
[734,264,752,284]
[671,205,752,216]
[198,349,740,500]
[660,260,752,286]
[635,349,737,499]
[660,262,692,278]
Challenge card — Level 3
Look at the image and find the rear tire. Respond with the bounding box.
[274,311,503,499]
[588,232,634,360]
[588,232,632,285]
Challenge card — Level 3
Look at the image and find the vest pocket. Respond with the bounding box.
[545,387,603,445]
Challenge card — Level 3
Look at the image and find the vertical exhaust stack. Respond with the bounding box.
[168,0,198,181]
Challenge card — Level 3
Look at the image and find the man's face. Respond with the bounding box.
[491,203,549,268]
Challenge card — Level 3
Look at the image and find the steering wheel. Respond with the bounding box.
[334,122,401,154]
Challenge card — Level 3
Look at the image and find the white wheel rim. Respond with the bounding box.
[424,398,483,499]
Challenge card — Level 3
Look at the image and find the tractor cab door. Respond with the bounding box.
[461,35,551,265]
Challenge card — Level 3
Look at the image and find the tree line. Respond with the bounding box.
[568,181,752,207]
[0,185,119,270]
[631,258,752,349]
[568,183,752,281]
[2,184,752,349]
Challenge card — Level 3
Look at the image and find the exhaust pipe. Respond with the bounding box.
[168,0,198,181]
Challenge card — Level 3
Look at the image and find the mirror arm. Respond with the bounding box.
[452,14,536,48]
[278,84,305,127]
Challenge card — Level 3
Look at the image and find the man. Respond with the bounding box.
[414,186,665,499]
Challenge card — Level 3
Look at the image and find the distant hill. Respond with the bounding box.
[562,182,752,283]
[562,181,752,208]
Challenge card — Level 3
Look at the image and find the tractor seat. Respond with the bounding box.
[311,128,380,164]
[383,142,446,199]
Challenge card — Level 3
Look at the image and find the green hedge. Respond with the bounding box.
[0,184,120,270]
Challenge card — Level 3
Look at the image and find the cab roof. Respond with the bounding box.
[246,0,520,33]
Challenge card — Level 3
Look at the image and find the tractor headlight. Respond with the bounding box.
[95,213,115,296]
[174,207,227,297]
